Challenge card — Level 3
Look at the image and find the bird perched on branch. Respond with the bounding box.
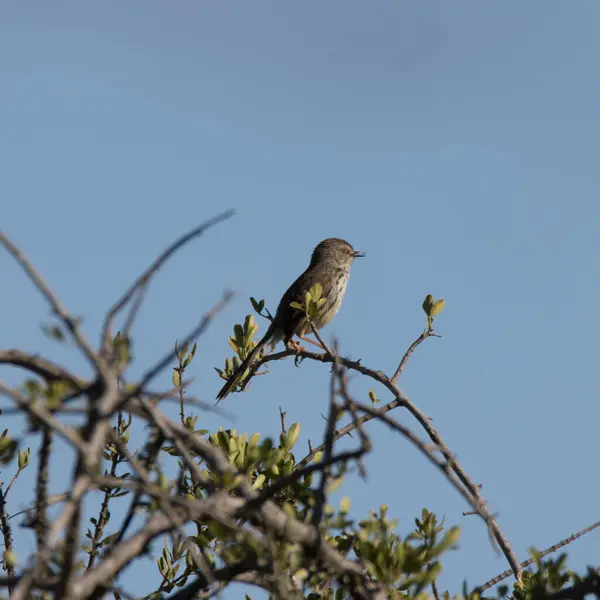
[216,238,365,402]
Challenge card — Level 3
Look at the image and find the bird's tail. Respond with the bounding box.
[215,333,271,403]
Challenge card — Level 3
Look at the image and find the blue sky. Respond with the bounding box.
[2,2,600,597]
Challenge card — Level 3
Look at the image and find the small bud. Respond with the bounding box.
[172,369,181,388]
[18,448,30,469]
[429,298,446,317]
[422,294,434,315]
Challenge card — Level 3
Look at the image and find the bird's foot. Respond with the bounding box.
[286,340,307,367]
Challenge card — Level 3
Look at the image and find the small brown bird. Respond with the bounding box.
[216,238,365,401]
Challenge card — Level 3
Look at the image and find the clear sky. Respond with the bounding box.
[2,2,599,598]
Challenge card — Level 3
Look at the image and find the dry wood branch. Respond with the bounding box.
[0,231,103,374]
[11,475,91,600]
[391,326,440,384]
[0,379,86,452]
[117,290,233,413]
[477,519,600,592]
[254,345,522,580]
[310,331,340,529]
[0,349,87,389]
[34,428,53,553]
[101,209,234,351]
[0,485,16,591]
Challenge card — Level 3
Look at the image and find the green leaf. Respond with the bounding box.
[286,422,300,449]
[252,473,266,489]
[429,299,445,317]
[233,324,244,346]
[340,496,351,514]
[17,448,30,469]
[422,294,434,315]
[243,314,255,334]
[172,369,181,389]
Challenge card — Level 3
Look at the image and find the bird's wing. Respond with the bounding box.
[275,269,311,342]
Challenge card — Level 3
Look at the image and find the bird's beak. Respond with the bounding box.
[353,250,366,258]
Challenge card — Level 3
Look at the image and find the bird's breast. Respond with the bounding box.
[313,268,349,329]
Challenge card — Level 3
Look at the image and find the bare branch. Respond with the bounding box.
[0,349,87,389]
[117,290,233,412]
[11,475,91,600]
[391,326,441,384]
[254,345,523,580]
[0,484,16,591]
[100,209,235,351]
[0,379,86,452]
[311,332,340,529]
[0,231,103,372]
[34,427,53,553]
[477,519,600,592]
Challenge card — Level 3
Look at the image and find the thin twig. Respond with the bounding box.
[391,326,441,384]
[0,349,86,390]
[101,209,235,352]
[279,406,287,434]
[9,493,68,522]
[34,427,53,552]
[4,465,26,499]
[117,291,233,412]
[0,379,86,452]
[111,426,165,547]
[0,231,103,372]
[0,485,16,590]
[477,519,600,592]
[11,475,91,600]
[86,431,123,570]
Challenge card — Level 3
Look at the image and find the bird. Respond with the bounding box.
[216,238,365,402]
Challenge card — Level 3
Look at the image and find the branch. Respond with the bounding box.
[333,393,487,528]
[100,209,235,351]
[0,349,87,390]
[0,231,103,373]
[166,557,268,600]
[0,485,15,591]
[34,427,53,553]
[477,519,600,592]
[0,379,86,452]
[311,330,340,529]
[10,475,91,600]
[391,326,440,383]
[254,345,522,579]
[117,290,233,412]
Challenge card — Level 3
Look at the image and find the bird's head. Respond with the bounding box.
[309,238,365,267]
